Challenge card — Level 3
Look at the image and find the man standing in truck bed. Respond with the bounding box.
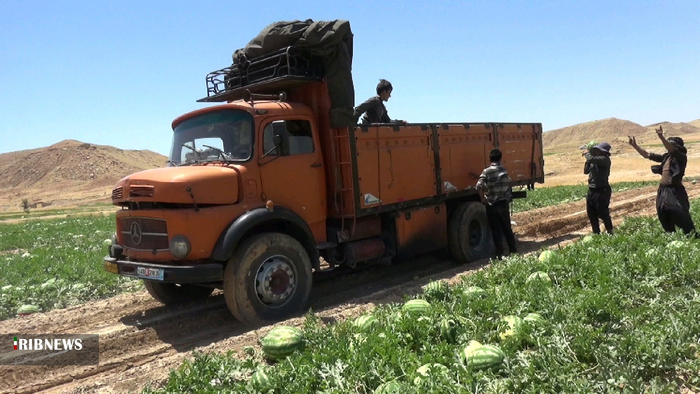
[629,126,697,236]
[583,142,614,235]
[353,79,407,125]
[477,148,517,259]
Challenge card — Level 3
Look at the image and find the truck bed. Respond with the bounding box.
[329,122,544,218]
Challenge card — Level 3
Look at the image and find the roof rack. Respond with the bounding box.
[198,46,324,103]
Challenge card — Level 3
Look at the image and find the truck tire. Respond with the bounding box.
[448,201,494,264]
[223,232,313,326]
[143,280,214,305]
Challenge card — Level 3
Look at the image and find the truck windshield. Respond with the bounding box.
[169,110,254,165]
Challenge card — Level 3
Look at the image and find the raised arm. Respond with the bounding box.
[655,126,676,154]
[628,136,650,159]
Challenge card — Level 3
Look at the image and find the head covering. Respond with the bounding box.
[668,136,686,151]
[591,142,611,154]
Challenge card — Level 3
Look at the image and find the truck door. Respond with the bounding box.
[258,118,327,240]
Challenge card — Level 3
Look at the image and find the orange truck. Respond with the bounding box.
[104,20,544,325]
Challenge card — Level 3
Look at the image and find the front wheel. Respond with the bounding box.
[143,280,214,305]
[223,233,313,326]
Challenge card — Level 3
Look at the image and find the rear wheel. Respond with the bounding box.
[143,280,214,305]
[223,233,313,326]
[448,201,494,264]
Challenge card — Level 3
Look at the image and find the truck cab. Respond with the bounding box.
[107,98,329,324]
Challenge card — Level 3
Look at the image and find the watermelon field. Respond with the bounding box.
[142,202,700,394]
[1,183,700,394]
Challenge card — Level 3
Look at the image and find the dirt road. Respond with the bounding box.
[1,183,698,394]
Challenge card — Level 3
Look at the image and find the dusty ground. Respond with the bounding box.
[2,183,698,394]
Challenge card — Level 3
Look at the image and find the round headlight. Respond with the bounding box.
[169,235,191,259]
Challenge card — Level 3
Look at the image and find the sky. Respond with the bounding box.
[1,0,699,156]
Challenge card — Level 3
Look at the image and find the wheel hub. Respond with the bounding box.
[255,256,297,306]
[469,219,483,247]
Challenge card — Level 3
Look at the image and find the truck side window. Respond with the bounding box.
[263,120,314,156]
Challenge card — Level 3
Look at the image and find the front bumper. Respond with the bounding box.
[103,256,223,283]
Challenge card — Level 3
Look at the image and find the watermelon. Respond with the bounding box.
[250,368,271,390]
[439,318,458,343]
[669,240,686,249]
[422,280,446,294]
[374,380,403,394]
[523,312,545,326]
[413,363,449,385]
[41,278,57,289]
[461,343,505,370]
[463,286,487,298]
[586,140,598,150]
[581,235,594,244]
[422,280,448,300]
[402,299,431,314]
[17,304,40,315]
[538,250,555,262]
[260,326,304,360]
[527,271,552,285]
[464,340,482,355]
[353,314,378,332]
[499,315,524,340]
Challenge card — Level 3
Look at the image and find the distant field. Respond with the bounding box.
[0,202,115,221]
[511,180,658,213]
[0,212,140,320]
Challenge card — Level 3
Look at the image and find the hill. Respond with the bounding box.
[543,118,700,153]
[0,140,167,211]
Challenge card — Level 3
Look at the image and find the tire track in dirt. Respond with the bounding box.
[1,184,697,394]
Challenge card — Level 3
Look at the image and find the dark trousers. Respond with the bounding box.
[656,185,697,236]
[486,200,517,258]
[586,186,613,234]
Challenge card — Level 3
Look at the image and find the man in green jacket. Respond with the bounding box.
[584,142,613,234]
[353,79,407,125]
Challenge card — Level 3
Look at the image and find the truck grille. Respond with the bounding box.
[120,217,168,251]
[112,187,123,200]
[129,185,155,198]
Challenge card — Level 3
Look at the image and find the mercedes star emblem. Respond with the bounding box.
[130,222,143,245]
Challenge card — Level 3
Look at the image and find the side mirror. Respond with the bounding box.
[273,133,290,156]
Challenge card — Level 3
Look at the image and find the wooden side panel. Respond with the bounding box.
[438,124,493,194]
[497,124,542,184]
[376,126,435,205]
[355,128,381,209]
[395,203,448,259]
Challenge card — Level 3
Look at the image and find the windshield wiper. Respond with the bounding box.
[202,145,229,161]
[181,143,200,164]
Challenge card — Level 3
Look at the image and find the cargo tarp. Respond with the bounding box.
[233,19,355,128]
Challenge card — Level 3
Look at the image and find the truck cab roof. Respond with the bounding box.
[171,99,315,130]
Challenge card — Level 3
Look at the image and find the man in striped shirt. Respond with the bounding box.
[477,148,517,259]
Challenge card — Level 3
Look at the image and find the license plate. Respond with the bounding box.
[104,261,119,274]
[136,266,164,280]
